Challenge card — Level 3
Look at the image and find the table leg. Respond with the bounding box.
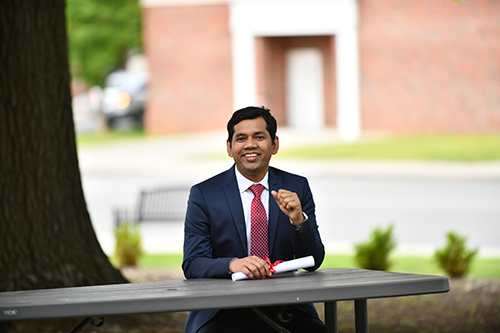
[354,299,368,333]
[0,322,8,333]
[324,301,337,333]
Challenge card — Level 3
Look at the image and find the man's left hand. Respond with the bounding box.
[271,189,304,224]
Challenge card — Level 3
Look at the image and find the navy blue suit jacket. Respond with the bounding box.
[182,165,325,333]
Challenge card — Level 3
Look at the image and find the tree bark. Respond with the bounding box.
[0,0,127,291]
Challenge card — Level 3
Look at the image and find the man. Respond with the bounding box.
[182,106,325,333]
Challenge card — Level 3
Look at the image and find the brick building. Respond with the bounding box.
[142,0,500,140]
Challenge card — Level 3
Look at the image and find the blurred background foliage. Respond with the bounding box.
[66,0,142,87]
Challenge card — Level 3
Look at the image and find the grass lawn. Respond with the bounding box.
[278,134,500,161]
[76,127,147,146]
[77,130,500,161]
[112,253,500,279]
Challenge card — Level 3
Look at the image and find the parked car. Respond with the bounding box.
[101,70,149,128]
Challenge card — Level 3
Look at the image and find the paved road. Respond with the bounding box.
[78,129,500,257]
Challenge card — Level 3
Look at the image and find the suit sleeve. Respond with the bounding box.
[182,185,234,279]
[289,178,325,271]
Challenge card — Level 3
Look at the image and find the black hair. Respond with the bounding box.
[227,106,277,145]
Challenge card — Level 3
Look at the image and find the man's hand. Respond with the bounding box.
[271,189,304,224]
[229,256,272,279]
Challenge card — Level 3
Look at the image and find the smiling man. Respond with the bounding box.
[182,106,325,333]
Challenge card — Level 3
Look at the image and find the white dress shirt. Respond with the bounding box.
[234,167,270,256]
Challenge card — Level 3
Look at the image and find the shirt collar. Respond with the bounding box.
[234,167,269,193]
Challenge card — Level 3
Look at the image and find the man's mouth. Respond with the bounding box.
[243,153,259,161]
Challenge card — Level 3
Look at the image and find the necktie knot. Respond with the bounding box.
[249,184,265,198]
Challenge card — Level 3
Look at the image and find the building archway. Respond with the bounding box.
[230,0,360,140]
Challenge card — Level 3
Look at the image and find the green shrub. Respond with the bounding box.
[355,224,397,271]
[434,231,478,278]
[114,221,144,267]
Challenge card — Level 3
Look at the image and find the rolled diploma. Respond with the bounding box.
[231,255,315,281]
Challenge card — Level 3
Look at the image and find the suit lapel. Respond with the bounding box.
[267,167,281,257]
[223,165,248,254]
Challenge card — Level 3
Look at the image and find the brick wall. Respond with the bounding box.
[143,4,233,134]
[143,0,499,135]
[359,0,500,134]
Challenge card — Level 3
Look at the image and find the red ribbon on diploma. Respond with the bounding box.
[261,255,284,274]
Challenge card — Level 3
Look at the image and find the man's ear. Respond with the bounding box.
[226,139,233,157]
[272,136,279,155]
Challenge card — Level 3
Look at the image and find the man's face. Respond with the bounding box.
[227,117,279,182]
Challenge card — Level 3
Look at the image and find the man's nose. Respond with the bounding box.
[244,137,258,148]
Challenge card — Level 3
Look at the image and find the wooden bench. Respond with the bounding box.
[113,186,191,226]
[0,268,450,333]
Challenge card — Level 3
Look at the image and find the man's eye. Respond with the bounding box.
[236,137,245,142]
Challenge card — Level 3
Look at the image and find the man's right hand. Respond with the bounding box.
[229,256,272,279]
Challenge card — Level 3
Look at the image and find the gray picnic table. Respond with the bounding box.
[0,268,450,333]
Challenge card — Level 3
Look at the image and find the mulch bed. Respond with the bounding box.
[7,268,500,332]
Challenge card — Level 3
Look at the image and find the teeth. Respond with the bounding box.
[245,154,257,157]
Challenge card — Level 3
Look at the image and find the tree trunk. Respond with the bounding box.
[0,0,127,291]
